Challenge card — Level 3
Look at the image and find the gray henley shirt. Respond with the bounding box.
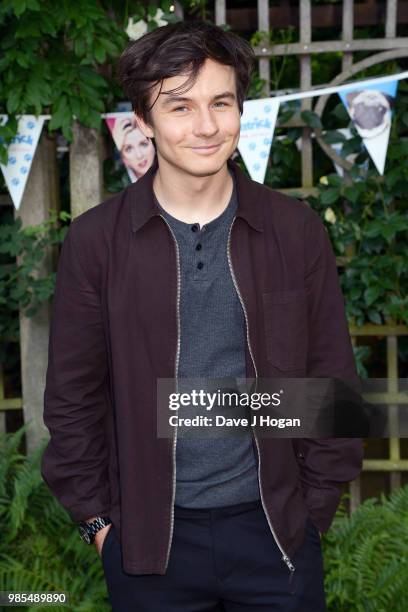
[154,168,260,508]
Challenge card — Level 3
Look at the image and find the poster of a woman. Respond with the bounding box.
[106,113,156,182]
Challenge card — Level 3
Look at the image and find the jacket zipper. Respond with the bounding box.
[226,216,296,582]
[159,215,181,573]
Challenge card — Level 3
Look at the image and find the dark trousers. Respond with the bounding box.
[102,499,327,611]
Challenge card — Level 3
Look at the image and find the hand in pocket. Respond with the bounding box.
[95,524,112,558]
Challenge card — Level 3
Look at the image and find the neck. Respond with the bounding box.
[152,153,234,226]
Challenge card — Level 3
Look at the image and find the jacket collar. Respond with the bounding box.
[129,154,264,233]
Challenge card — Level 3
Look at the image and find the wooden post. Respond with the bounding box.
[258,0,271,96]
[16,132,59,454]
[69,122,104,219]
[300,0,313,189]
[342,0,354,73]
[215,0,226,25]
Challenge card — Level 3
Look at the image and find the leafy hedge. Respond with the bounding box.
[0,427,110,611]
[322,487,408,611]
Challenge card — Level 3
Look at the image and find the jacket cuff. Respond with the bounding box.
[68,499,112,523]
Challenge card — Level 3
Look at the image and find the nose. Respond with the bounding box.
[193,108,219,138]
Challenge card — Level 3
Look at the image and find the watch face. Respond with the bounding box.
[78,524,91,544]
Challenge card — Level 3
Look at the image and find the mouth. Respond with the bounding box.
[138,159,148,168]
[190,143,222,154]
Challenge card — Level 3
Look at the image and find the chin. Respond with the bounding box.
[186,162,224,177]
[183,154,232,174]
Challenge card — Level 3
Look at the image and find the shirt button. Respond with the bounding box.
[197,262,204,270]
[196,243,202,251]
[191,224,199,232]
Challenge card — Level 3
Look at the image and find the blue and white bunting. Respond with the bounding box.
[0,115,46,209]
[238,98,280,183]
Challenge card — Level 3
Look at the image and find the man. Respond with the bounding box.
[41,20,363,611]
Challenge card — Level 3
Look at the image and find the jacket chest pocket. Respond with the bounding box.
[262,290,308,371]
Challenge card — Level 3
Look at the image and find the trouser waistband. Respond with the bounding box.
[174,498,262,519]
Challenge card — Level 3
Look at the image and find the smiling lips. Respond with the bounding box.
[191,143,222,153]
[193,143,221,148]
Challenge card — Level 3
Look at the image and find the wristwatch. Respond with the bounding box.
[77,517,112,544]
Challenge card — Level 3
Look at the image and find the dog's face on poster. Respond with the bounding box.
[346,89,394,139]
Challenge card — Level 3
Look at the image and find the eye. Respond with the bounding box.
[172,102,229,112]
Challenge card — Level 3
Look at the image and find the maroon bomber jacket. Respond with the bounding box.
[41,155,364,576]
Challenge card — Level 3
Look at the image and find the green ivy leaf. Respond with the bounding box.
[6,88,22,114]
[48,96,69,132]
[278,109,295,124]
[12,0,29,17]
[93,44,106,64]
[367,309,382,325]
[326,174,343,188]
[321,188,340,205]
[73,38,86,57]
[0,147,9,165]
[381,225,397,244]
[300,110,323,129]
[364,286,382,307]
[322,130,347,145]
[350,286,362,300]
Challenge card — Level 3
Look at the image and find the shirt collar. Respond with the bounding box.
[153,166,237,234]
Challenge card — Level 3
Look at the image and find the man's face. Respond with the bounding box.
[136,58,241,177]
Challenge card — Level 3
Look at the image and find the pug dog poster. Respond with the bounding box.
[338,80,398,174]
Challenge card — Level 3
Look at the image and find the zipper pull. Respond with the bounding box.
[282,554,295,572]
[282,554,296,593]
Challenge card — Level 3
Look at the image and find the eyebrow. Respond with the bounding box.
[161,91,236,107]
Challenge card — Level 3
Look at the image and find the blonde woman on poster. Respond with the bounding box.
[107,114,156,181]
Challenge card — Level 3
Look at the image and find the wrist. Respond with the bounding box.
[77,516,112,544]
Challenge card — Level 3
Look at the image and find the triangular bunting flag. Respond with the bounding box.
[0,115,46,209]
[338,80,398,175]
[238,98,280,183]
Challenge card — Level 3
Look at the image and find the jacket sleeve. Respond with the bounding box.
[293,209,364,532]
[41,219,111,522]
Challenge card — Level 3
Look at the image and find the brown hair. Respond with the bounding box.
[116,20,256,126]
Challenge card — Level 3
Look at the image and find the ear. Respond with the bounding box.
[383,94,395,109]
[134,112,154,139]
